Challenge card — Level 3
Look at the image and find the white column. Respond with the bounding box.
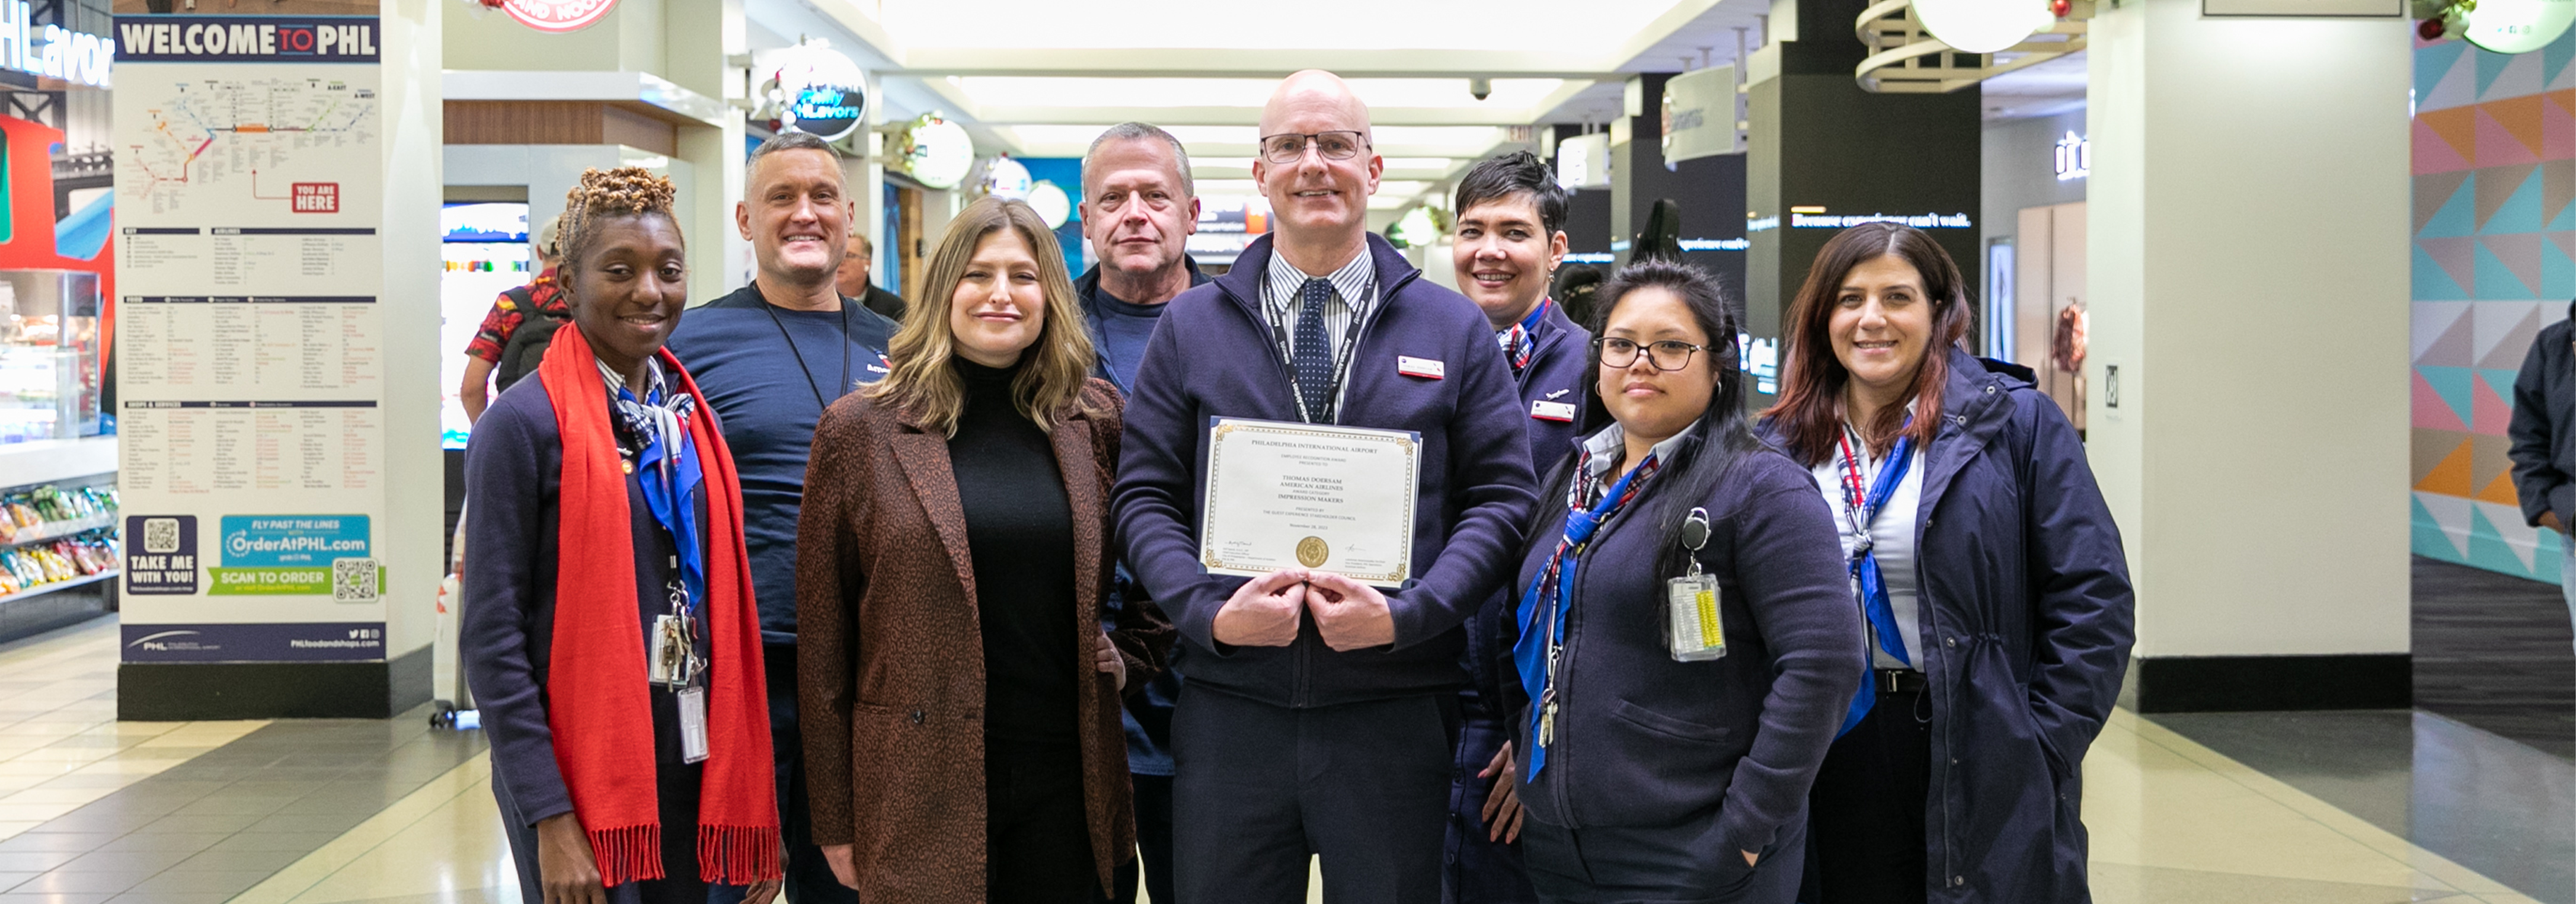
[382,0,445,668]
[2085,0,2412,697]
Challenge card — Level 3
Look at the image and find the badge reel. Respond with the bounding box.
[647,577,711,763]
[1666,507,1727,662]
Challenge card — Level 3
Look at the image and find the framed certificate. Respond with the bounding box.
[1201,417,1420,588]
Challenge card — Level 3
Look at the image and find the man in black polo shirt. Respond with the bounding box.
[665,130,893,904]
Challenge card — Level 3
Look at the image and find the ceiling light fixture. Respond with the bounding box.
[1909,0,2052,53]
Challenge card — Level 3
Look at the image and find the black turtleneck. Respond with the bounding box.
[948,357,1079,749]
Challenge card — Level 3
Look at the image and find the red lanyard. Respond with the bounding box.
[1836,426,1871,526]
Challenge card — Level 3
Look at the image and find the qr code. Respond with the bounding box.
[333,558,379,602]
[142,518,180,554]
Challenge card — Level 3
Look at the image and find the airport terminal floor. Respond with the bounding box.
[0,596,2567,904]
[5,0,2574,902]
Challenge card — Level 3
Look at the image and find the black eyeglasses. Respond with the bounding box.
[1595,336,1708,371]
[1258,131,1370,164]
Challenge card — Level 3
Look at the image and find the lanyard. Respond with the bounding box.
[761,298,852,414]
[1832,419,1916,737]
[1834,423,1913,547]
[1512,447,1658,777]
[608,362,705,616]
[1269,288,1369,424]
[1502,298,1549,374]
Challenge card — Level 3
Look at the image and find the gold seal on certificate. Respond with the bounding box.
[1296,536,1329,567]
[1201,418,1420,587]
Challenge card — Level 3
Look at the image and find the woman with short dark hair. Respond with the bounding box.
[463,167,783,904]
[1761,222,2134,903]
[1502,259,1858,903]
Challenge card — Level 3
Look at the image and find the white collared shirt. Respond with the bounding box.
[1576,420,1698,505]
[1261,245,1376,369]
[1811,423,1925,671]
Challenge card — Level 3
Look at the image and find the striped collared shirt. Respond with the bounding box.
[1261,245,1378,412]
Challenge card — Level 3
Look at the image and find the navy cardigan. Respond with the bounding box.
[1510,298,1593,467]
[1112,232,1539,707]
[460,377,712,828]
[1507,435,1859,858]
[1463,300,1594,715]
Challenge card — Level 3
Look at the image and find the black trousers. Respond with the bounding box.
[987,741,1108,904]
[1803,685,1932,904]
[1171,686,1460,904]
[1443,710,1536,903]
[1114,773,1175,904]
[709,644,855,904]
[1520,806,1805,904]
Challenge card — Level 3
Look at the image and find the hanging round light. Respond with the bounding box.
[1027,181,1073,230]
[758,40,867,142]
[2462,0,2576,53]
[973,155,1035,201]
[1910,0,2053,53]
[894,114,974,190]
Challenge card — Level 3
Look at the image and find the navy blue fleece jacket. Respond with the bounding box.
[1112,232,1538,707]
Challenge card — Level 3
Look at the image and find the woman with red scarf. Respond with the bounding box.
[464,167,784,904]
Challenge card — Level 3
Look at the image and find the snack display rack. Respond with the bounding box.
[0,459,118,643]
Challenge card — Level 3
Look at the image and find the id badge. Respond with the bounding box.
[648,614,693,686]
[1666,573,1727,662]
[676,686,709,764]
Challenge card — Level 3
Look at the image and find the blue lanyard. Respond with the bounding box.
[1512,449,1656,778]
[625,381,705,615]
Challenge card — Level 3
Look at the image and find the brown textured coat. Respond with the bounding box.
[796,378,1170,902]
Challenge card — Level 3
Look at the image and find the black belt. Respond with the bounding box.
[1874,668,1928,694]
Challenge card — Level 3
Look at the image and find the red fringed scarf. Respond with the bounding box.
[536,324,781,887]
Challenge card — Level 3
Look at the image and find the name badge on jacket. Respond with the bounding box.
[1530,400,1577,422]
[1397,356,1445,379]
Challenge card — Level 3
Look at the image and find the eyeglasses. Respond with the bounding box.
[1595,336,1708,372]
[1258,131,1370,165]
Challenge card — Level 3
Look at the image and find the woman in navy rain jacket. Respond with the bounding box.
[1760,222,2133,904]
[1501,260,1860,903]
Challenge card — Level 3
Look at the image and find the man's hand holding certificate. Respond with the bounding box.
[1305,571,1395,651]
[1212,569,1309,647]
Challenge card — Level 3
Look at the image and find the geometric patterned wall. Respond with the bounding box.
[2410,33,2576,583]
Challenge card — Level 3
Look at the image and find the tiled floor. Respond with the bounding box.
[1,615,2570,904]
[2155,710,2575,903]
[0,619,486,904]
[2414,557,2576,758]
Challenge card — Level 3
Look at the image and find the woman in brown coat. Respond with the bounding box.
[797,196,1172,904]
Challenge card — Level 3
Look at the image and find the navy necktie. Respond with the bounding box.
[1293,277,1334,421]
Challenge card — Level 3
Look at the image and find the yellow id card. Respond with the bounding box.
[1666,573,1727,661]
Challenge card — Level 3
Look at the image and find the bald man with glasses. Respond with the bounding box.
[1113,71,1536,904]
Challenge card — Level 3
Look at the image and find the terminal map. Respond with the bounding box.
[117,64,380,220]
[113,30,395,658]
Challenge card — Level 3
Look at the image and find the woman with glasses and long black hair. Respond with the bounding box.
[1497,259,1858,903]
[1762,222,2131,904]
